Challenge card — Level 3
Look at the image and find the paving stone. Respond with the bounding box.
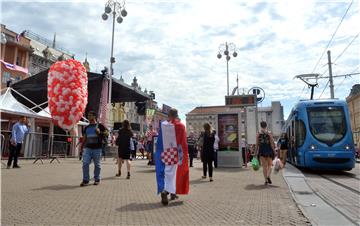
[1,159,309,226]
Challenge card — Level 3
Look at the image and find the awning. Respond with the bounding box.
[0,88,50,119]
[11,69,150,114]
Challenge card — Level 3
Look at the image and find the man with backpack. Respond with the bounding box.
[80,111,108,186]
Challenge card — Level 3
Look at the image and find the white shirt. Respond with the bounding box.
[214,135,220,150]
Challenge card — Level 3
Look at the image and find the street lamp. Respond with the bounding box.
[102,0,128,126]
[217,42,238,96]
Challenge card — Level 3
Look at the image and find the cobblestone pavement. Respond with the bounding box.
[1,158,310,226]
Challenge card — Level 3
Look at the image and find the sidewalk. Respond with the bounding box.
[1,159,310,226]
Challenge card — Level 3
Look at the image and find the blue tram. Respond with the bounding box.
[284,99,355,170]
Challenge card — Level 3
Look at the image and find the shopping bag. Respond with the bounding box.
[273,157,283,174]
[251,157,260,171]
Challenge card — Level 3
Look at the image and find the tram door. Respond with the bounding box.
[290,119,296,164]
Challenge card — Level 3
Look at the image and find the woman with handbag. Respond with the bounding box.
[115,120,133,179]
[256,121,276,185]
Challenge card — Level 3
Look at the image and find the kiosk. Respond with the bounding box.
[216,94,257,167]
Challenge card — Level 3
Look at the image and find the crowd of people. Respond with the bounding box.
[6,110,287,206]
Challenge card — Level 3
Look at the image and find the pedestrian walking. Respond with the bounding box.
[145,125,157,165]
[137,137,145,159]
[115,120,133,179]
[80,111,108,186]
[256,121,276,185]
[130,134,138,160]
[278,133,289,166]
[155,108,189,206]
[213,130,219,168]
[202,123,215,182]
[196,132,204,160]
[187,131,196,167]
[7,116,30,169]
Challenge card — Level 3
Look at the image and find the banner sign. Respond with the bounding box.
[225,95,256,107]
[162,104,172,114]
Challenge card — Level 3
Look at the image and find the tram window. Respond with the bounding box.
[307,107,346,145]
[296,120,306,147]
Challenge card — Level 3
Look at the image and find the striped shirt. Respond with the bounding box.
[146,129,157,142]
[187,136,196,148]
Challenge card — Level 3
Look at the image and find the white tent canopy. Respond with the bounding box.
[0,88,50,119]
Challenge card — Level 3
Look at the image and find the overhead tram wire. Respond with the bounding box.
[311,0,353,74]
[318,32,359,97]
[318,80,330,99]
[333,32,359,64]
[298,1,353,100]
[334,65,360,92]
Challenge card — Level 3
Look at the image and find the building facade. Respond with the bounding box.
[1,24,31,88]
[186,101,284,143]
[346,84,360,148]
[25,30,74,76]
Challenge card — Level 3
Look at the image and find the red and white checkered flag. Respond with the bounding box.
[161,146,178,165]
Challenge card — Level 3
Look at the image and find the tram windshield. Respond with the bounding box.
[307,106,346,145]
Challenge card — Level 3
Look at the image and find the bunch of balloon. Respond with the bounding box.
[48,59,88,159]
[48,59,88,130]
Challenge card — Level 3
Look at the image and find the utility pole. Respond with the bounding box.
[327,50,335,99]
[236,73,239,95]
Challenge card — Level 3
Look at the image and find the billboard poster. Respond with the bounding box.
[218,114,239,151]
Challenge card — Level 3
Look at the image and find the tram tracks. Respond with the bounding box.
[318,174,360,195]
[303,172,360,226]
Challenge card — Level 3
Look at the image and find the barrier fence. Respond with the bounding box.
[1,130,82,164]
[0,130,121,164]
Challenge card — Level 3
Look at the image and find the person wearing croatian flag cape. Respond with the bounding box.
[155,108,189,206]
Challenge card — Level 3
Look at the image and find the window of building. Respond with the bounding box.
[16,56,20,66]
[2,71,11,83]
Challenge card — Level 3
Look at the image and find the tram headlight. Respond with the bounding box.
[309,144,317,150]
[344,144,350,150]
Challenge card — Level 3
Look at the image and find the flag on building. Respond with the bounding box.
[162,104,172,114]
[16,30,26,42]
[155,120,189,195]
[98,78,109,126]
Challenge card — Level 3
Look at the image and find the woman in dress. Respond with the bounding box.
[115,120,133,179]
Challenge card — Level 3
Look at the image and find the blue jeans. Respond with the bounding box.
[82,148,102,183]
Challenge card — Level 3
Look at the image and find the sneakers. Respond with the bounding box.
[209,178,213,182]
[170,194,179,200]
[80,181,89,187]
[201,176,206,179]
[116,170,121,177]
[13,165,21,168]
[267,177,272,184]
[93,181,100,185]
[161,191,169,206]
[126,172,130,179]
[6,165,10,169]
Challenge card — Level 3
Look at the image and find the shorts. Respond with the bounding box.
[118,150,131,159]
[259,151,274,159]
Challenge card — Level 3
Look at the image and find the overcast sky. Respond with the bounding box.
[1,0,359,122]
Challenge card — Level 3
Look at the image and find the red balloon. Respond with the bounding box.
[48,59,88,130]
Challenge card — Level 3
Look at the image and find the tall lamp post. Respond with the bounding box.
[102,0,128,125]
[217,42,238,96]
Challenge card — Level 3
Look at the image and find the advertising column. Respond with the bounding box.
[217,113,242,167]
[218,114,239,151]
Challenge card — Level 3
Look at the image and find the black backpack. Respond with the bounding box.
[259,132,270,146]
